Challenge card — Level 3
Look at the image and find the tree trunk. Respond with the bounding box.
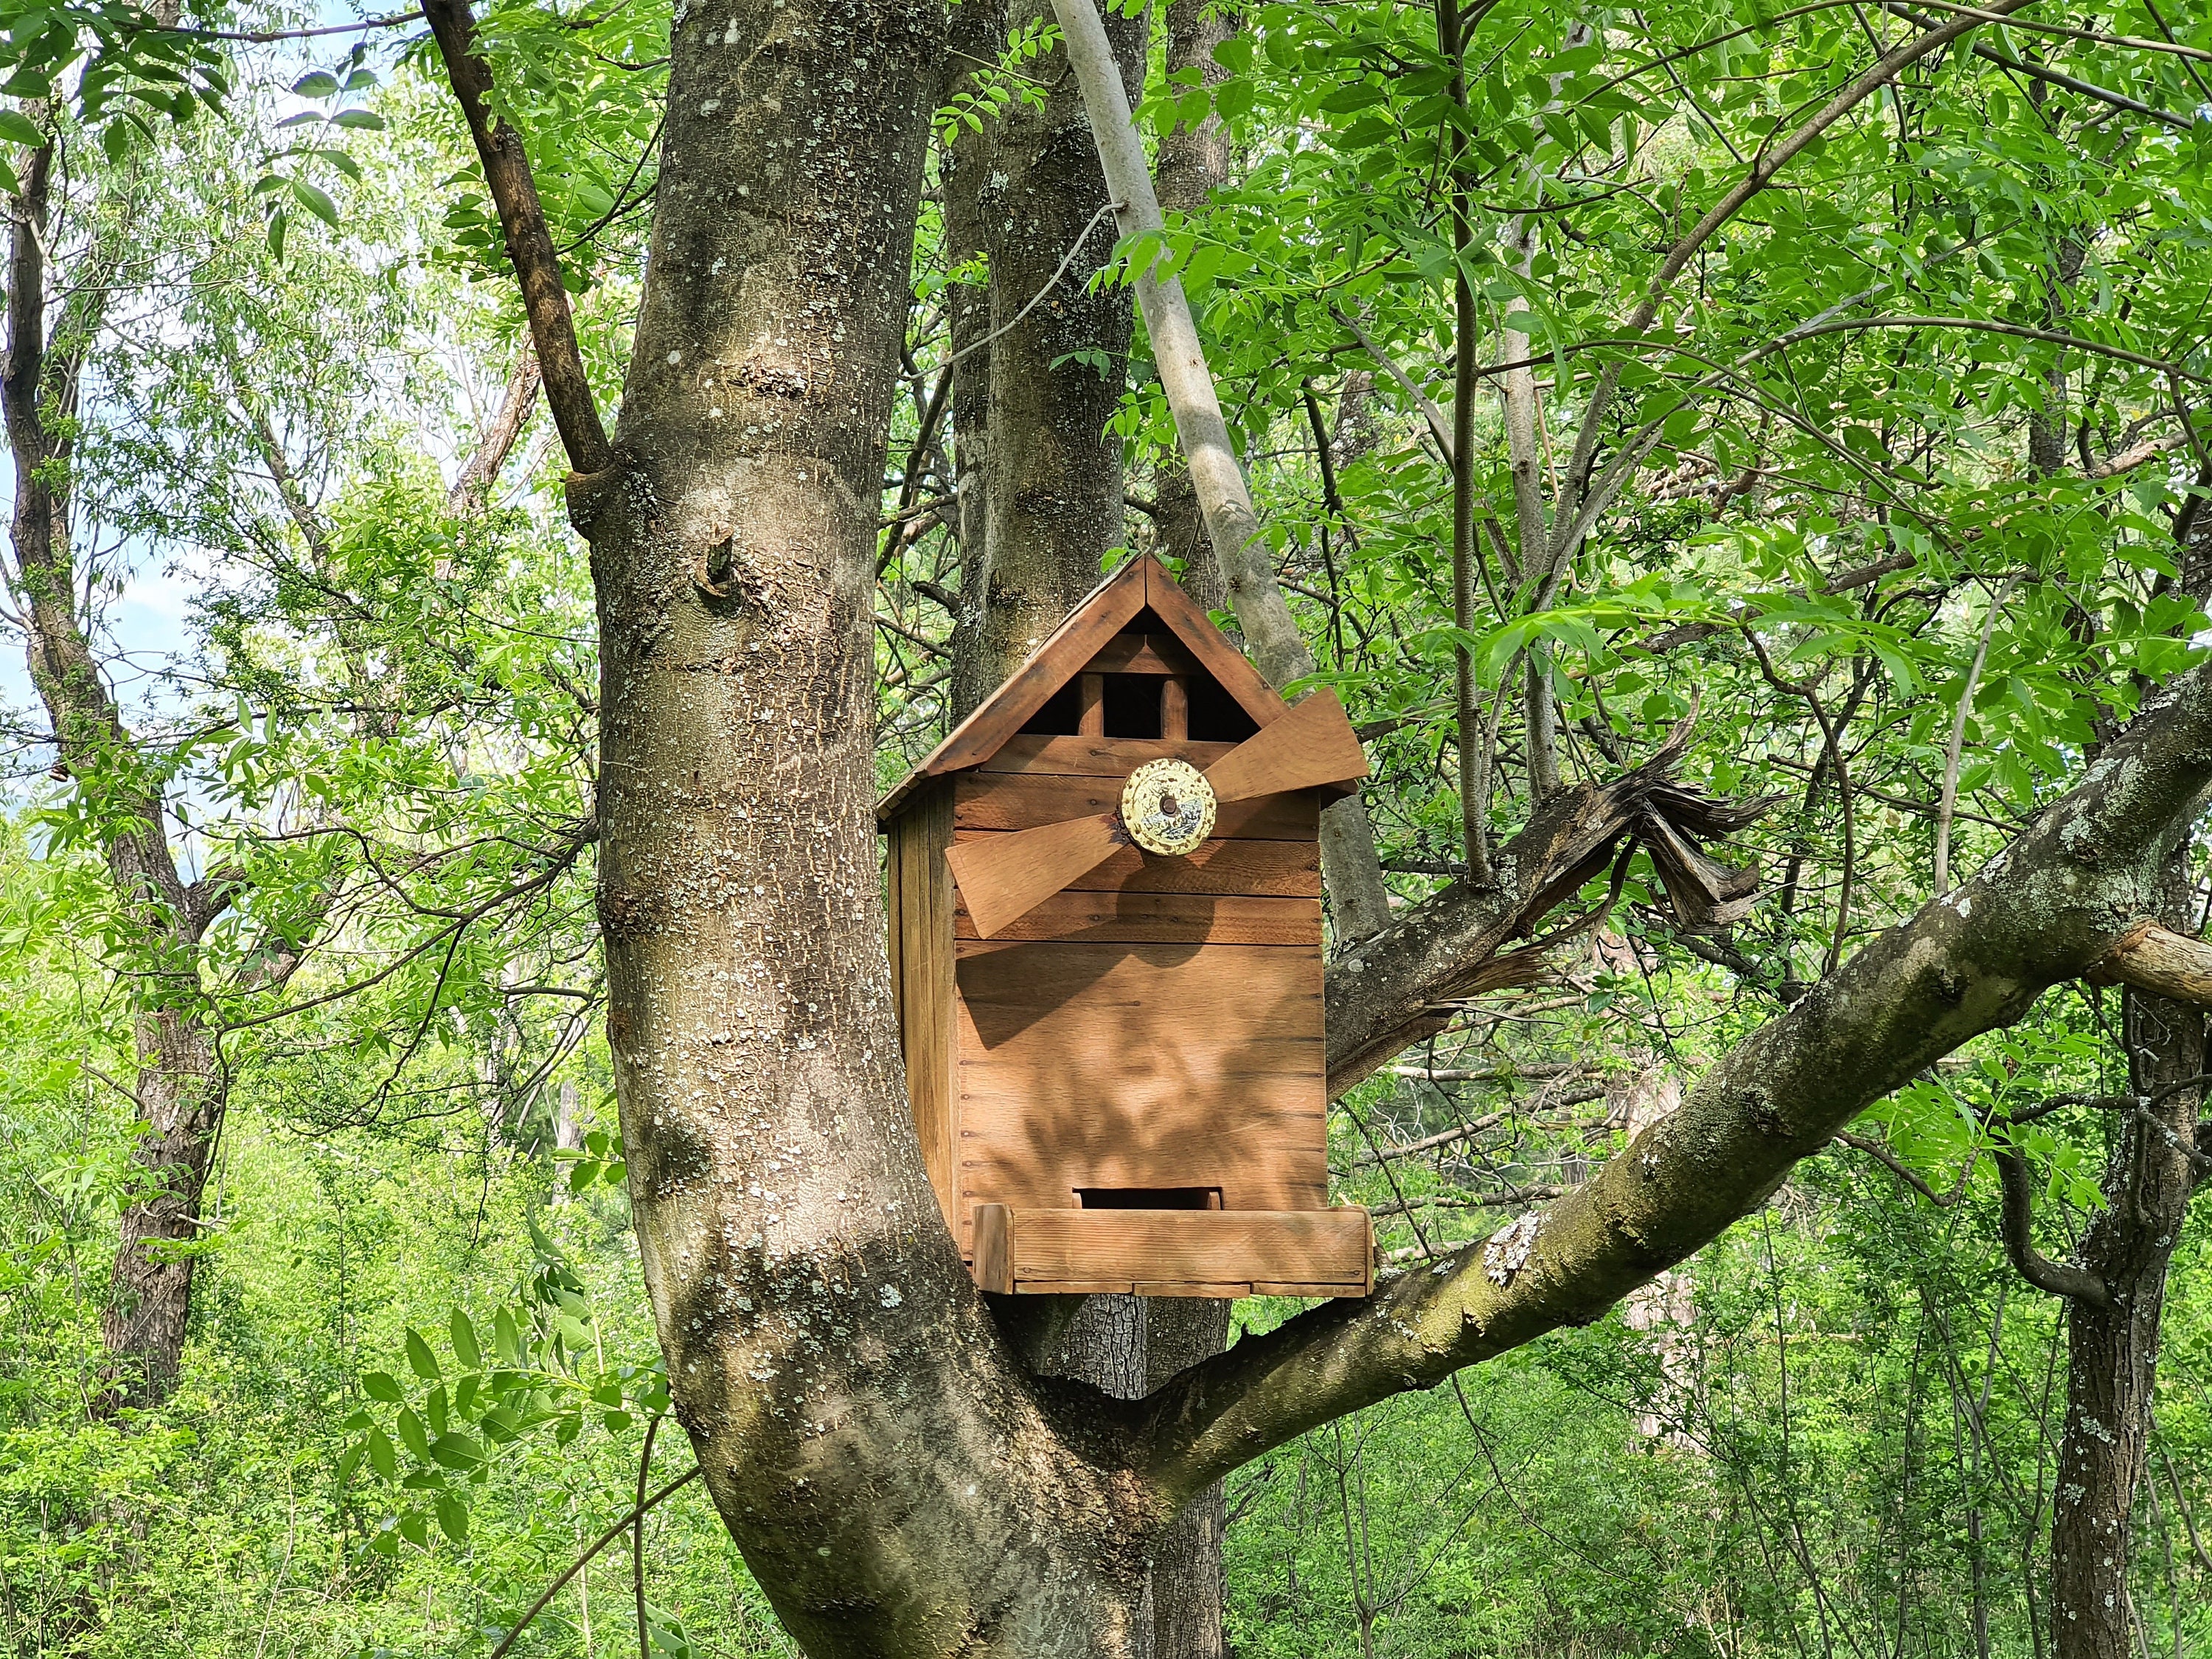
[99,1011,222,1408]
[2048,932,2202,1658]
[1614,1061,1697,1446]
[949,0,1146,714]
[941,0,999,720]
[2043,451,2212,1659]
[580,0,1171,1648]
[1146,1297,1232,1659]
[1148,0,1235,612]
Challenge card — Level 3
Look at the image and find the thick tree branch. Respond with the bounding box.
[1140,655,2212,1498]
[1993,1147,2110,1304]
[421,0,612,476]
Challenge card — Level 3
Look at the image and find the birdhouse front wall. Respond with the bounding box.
[886,758,1340,1278]
[950,724,1327,1239]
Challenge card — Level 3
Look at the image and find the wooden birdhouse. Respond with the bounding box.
[878,554,1374,1299]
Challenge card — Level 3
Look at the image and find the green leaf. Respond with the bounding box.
[362,1371,404,1403]
[366,1427,397,1481]
[435,1492,468,1545]
[266,209,287,264]
[396,1408,430,1462]
[0,111,44,147]
[493,1306,525,1368]
[288,177,340,229]
[449,1310,481,1371]
[291,70,340,97]
[428,1432,485,1470]
[333,108,385,130]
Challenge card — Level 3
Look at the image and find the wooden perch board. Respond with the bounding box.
[970,1205,1373,1298]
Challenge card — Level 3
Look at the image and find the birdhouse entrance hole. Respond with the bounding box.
[877,556,1376,1301]
[1077,1186,1222,1211]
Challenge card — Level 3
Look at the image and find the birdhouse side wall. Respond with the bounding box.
[883,778,959,1232]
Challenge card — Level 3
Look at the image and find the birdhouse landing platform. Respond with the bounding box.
[877,555,1374,1300]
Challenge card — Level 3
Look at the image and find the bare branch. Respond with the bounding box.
[451,341,544,512]
[2087,919,2212,1006]
[421,0,613,476]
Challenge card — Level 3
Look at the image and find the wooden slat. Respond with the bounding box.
[1083,633,1200,675]
[955,772,1320,838]
[1077,672,1105,737]
[890,781,959,1234]
[1022,1280,1137,1295]
[953,888,1321,945]
[950,832,1321,898]
[1136,1281,1253,1298]
[1003,1208,1372,1291]
[1161,676,1189,741]
[975,734,1238,778]
[972,1204,1013,1293]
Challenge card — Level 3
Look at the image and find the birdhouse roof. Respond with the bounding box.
[876,552,1289,824]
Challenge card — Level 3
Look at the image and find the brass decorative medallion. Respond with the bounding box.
[1120,759,1216,856]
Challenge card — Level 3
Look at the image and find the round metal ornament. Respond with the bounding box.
[1119,759,1216,856]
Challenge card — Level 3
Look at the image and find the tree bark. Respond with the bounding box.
[957,0,1147,705]
[2042,498,2212,1658]
[1145,1298,1231,1659]
[1147,0,1234,613]
[2048,850,2202,1659]
[940,0,998,720]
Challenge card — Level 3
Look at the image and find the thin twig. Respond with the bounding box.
[485,1462,701,1659]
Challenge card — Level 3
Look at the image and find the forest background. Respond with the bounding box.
[1,0,2210,1654]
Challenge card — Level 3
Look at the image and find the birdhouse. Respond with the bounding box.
[878,554,1374,1298]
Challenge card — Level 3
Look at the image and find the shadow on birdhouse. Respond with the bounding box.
[877,554,1375,1298]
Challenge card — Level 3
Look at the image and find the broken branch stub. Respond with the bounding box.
[2085,919,2212,1006]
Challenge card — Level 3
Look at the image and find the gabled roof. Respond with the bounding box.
[877,553,1287,824]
